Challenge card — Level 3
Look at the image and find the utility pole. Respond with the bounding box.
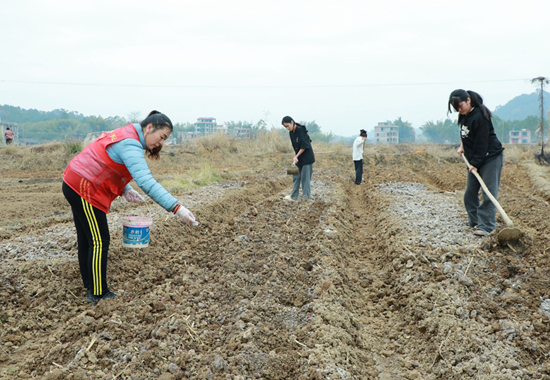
[531,76,549,156]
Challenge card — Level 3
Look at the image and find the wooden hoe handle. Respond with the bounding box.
[461,154,514,227]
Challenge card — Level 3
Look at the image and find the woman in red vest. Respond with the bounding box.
[63,110,197,306]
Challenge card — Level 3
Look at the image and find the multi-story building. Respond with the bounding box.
[194,117,225,136]
[374,122,399,144]
[509,129,531,144]
[192,117,254,139]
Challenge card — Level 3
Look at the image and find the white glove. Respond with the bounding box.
[123,189,144,204]
[175,205,199,225]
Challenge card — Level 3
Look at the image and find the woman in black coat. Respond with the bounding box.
[448,89,504,236]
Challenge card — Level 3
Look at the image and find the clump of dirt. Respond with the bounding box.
[2,151,550,379]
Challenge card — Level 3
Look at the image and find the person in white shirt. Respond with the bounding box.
[352,129,367,184]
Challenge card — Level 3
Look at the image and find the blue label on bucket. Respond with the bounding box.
[122,225,150,246]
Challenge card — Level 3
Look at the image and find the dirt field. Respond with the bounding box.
[2,144,550,379]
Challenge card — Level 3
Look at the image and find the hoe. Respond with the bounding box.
[287,164,299,176]
[462,155,522,246]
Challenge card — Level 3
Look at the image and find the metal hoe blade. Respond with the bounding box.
[497,227,522,246]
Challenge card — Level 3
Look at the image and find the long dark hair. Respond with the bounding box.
[281,116,306,129]
[140,110,173,160]
[448,89,492,125]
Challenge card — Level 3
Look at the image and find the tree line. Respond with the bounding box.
[0,105,127,142]
[1,104,547,144]
[419,115,548,144]
[0,105,337,144]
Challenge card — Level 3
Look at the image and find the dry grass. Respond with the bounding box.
[180,129,293,156]
[502,144,541,163]
[254,129,294,154]
[0,142,75,172]
[363,143,544,163]
[418,144,459,160]
[319,141,348,156]
[2,135,549,183]
[523,162,550,199]
[184,132,240,154]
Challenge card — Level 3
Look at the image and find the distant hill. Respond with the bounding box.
[0,104,126,142]
[0,104,87,124]
[493,90,550,121]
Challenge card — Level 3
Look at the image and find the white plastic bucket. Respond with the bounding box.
[122,216,152,248]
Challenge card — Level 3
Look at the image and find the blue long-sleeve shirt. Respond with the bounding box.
[106,124,178,212]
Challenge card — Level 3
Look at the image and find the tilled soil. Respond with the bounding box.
[2,151,550,379]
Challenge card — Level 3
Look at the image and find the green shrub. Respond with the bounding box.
[63,140,83,155]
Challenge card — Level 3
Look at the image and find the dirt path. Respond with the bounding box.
[2,153,550,379]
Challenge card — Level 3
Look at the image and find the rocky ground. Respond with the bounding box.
[2,148,550,379]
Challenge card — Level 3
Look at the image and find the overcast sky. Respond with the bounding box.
[1,0,548,136]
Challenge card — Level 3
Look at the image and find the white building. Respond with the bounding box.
[194,117,225,136]
[374,122,399,144]
[509,129,531,144]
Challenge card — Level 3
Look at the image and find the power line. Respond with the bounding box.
[0,78,529,89]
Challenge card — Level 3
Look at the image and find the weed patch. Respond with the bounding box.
[161,163,233,193]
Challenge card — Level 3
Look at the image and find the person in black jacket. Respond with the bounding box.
[282,116,315,201]
[448,89,504,236]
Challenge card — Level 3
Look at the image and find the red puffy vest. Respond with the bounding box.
[63,124,140,213]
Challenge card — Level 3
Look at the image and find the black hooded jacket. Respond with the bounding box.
[459,107,503,168]
[289,125,315,167]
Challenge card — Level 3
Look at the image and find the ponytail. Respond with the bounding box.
[466,91,492,120]
[448,89,492,124]
[140,110,173,132]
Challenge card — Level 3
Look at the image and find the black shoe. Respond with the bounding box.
[91,290,118,307]
[86,289,93,303]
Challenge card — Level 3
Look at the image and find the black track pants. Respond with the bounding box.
[62,181,111,297]
[354,159,363,184]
